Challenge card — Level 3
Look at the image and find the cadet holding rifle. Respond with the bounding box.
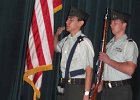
[97,10,139,100]
[90,9,108,100]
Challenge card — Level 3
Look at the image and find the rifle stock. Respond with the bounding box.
[90,9,108,100]
[90,82,99,100]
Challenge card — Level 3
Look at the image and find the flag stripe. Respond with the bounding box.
[40,0,54,59]
[35,0,52,65]
[31,10,45,83]
[53,0,62,13]
[53,0,62,8]
[28,28,39,68]
[33,72,42,84]
[32,10,46,65]
[26,46,33,69]
[24,0,62,97]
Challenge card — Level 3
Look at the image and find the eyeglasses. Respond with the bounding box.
[66,17,79,22]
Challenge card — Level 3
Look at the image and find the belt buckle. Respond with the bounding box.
[108,81,112,88]
[68,79,71,84]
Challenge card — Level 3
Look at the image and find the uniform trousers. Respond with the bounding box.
[57,84,84,100]
[101,84,132,100]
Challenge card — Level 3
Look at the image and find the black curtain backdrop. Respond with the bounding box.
[0,0,139,100]
[131,1,140,100]
[0,0,34,100]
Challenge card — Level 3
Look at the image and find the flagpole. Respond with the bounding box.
[33,92,36,100]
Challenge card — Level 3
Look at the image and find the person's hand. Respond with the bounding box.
[91,83,95,91]
[91,83,103,93]
[99,52,111,64]
[97,81,103,92]
[56,26,65,36]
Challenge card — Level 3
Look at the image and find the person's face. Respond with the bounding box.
[66,16,83,33]
[110,19,126,35]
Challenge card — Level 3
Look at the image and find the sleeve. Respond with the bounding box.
[124,41,139,64]
[84,38,95,69]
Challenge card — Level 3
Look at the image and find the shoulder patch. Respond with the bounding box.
[78,35,86,43]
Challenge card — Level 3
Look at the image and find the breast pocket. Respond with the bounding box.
[113,47,124,60]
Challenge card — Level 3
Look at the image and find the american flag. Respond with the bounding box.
[23,0,62,98]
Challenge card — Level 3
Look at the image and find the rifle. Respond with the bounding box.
[90,9,108,100]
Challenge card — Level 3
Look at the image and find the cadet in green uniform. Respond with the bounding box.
[98,10,139,100]
[54,6,94,100]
